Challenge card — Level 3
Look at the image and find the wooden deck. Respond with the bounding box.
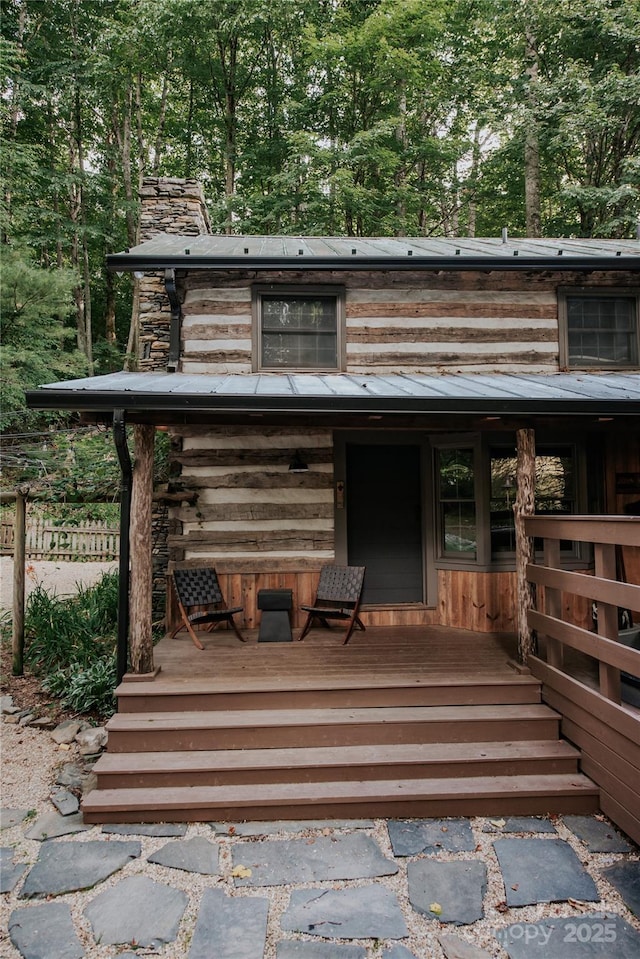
[83,626,600,823]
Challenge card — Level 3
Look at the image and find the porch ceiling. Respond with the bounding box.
[26,370,640,424]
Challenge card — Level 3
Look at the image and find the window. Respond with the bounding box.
[255,288,342,371]
[490,445,576,557]
[436,447,477,558]
[560,289,639,369]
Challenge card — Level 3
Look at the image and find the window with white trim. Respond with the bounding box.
[560,289,639,369]
[255,288,343,371]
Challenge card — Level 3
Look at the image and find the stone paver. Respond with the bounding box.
[277,944,367,958]
[484,816,557,834]
[147,835,220,874]
[1,847,27,893]
[23,809,90,841]
[189,887,269,959]
[564,815,633,852]
[213,819,375,836]
[438,933,493,958]
[102,822,187,836]
[49,787,80,817]
[601,860,640,916]
[8,902,84,959]
[495,913,640,958]
[84,874,188,947]
[282,885,409,940]
[388,818,475,856]
[20,839,140,898]
[232,833,397,886]
[0,808,29,830]
[383,945,419,959]
[407,860,487,925]
[494,838,600,907]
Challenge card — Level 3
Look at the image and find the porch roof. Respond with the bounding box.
[26,370,640,419]
[107,233,640,273]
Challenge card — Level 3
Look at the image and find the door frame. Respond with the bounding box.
[333,430,437,608]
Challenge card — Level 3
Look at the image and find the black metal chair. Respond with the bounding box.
[298,565,366,645]
[171,567,246,649]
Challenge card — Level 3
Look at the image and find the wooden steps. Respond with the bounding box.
[82,774,600,823]
[83,640,599,823]
[94,740,581,788]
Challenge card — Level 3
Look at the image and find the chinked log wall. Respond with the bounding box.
[178,269,628,375]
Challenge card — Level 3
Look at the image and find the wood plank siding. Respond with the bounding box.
[178,269,633,375]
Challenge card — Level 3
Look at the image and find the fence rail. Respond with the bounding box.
[525,514,640,846]
[1,519,119,561]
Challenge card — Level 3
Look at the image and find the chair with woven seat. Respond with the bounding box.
[170,567,246,649]
[297,564,366,645]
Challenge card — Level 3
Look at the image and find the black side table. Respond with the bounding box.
[257,588,293,642]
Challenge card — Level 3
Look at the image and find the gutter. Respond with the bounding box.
[25,389,640,418]
[107,254,640,274]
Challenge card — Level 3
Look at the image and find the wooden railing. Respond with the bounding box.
[525,515,640,845]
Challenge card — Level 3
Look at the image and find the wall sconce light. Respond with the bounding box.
[288,451,309,473]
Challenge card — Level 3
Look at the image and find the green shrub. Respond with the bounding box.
[25,570,119,718]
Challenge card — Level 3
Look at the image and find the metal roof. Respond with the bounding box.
[27,371,640,418]
[107,234,640,273]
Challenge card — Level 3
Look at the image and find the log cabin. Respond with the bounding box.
[27,178,640,838]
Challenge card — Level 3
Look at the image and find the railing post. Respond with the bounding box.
[12,486,28,676]
[594,542,621,703]
[543,536,564,670]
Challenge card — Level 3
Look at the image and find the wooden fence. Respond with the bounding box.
[525,514,640,846]
[1,518,119,561]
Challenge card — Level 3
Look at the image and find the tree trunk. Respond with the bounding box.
[12,490,27,676]
[524,23,541,237]
[129,425,155,674]
[514,427,537,664]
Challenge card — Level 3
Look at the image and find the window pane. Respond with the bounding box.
[439,449,475,499]
[490,446,575,555]
[442,502,477,555]
[567,296,637,366]
[261,296,338,369]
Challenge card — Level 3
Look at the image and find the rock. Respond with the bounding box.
[50,787,80,817]
[496,913,640,958]
[1,847,28,893]
[438,933,494,959]
[0,694,15,713]
[51,720,82,744]
[84,875,188,947]
[189,887,269,959]
[55,763,86,789]
[9,902,84,959]
[29,717,56,730]
[408,860,487,925]
[232,833,398,887]
[102,822,187,837]
[277,944,367,958]
[75,727,107,752]
[388,819,475,856]
[19,713,35,726]
[5,714,20,724]
[0,808,29,830]
[493,838,600,907]
[24,809,90,841]
[282,885,409,940]
[601,860,640,916]
[147,836,220,875]
[20,840,141,898]
[564,815,633,853]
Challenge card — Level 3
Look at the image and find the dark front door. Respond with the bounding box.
[346,443,424,604]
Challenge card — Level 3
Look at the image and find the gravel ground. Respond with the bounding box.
[0,558,118,612]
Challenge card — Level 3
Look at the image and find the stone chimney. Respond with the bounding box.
[135,178,211,371]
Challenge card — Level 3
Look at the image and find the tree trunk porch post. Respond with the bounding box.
[515,427,537,665]
[129,424,155,675]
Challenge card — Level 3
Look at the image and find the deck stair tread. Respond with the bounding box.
[107,703,558,731]
[82,773,600,819]
[95,739,580,774]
